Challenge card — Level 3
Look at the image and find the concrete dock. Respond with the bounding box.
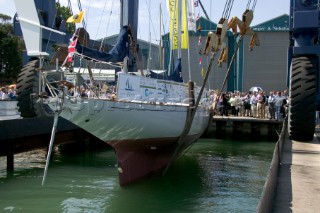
[209,116,282,141]
[272,129,320,212]
[257,121,320,212]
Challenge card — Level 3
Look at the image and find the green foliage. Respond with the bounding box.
[0,14,11,22]
[56,2,75,34]
[0,23,13,34]
[0,13,22,84]
[0,13,13,35]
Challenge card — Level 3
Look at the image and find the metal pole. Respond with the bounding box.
[7,139,14,171]
[42,110,59,186]
[186,0,192,81]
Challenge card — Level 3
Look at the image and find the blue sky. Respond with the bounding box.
[0,0,290,44]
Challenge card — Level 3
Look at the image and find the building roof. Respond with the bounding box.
[192,16,217,36]
[252,14,290,32]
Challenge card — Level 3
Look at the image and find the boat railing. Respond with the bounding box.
[41,73,210,110]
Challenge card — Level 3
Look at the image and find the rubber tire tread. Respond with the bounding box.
[16,60,58,118]
[16,60,39,118]
[288,56,317,141]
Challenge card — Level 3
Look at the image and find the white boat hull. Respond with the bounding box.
[54,98,210,185]
[60,98,209,141]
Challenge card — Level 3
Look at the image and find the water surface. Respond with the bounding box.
[0,138,275,212]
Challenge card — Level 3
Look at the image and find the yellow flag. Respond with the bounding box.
[67,11,84,23]
[167,0,188,50]
[201,67,204,77]
[180,0,188,49]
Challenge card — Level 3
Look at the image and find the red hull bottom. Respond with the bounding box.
[108,134,201,186]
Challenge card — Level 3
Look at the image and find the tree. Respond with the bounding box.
[0,13,22,85]
[0,14,13,34]
[56,2,75,34]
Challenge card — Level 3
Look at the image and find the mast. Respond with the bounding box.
[186,0,192,81]
[120,0,139,72]
[159,3,163,70]
[147,0,151,70]
[177,0,182,58]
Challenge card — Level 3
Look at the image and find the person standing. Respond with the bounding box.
[262,91,268,118]
[238,92,246,116]
[256,91,266,118]
[244,93,251,117]
[8,86,16,100]
[229,94,237,116]
[268,91,276,119]
[211,90,219,115]
[275,91,284,121]
[221,93,229,116]
[250,92,258,118]
[1,87,10,100]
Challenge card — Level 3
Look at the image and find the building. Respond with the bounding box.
[244,14,290,92]
[100,14,290,93]
[163,14,290,93]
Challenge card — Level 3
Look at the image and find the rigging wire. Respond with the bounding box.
[252,0,258,12]
[91,0,109,82]
[222,0,234,19]
[246,0,252,9]
[77,0,86,29]
[247,0,258,12]
[67,0,73,14]
[79,0,91,52]
[144,0,159,43]
[100,0,116,51]
[92,0,108,48]
[198,0,210,20]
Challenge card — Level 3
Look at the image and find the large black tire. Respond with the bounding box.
[16,60,62,118]
[288,56,318,141]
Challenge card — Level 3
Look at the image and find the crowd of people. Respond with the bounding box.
[209,89,289,121]
[66,83,117,100]
[0,86,17,100]
[67,82,290,122]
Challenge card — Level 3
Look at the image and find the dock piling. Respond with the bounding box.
[6,138,14,171]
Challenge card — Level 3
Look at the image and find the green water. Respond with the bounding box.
[0,138,275,213]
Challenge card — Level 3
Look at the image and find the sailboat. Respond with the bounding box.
[14,0,211,186]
